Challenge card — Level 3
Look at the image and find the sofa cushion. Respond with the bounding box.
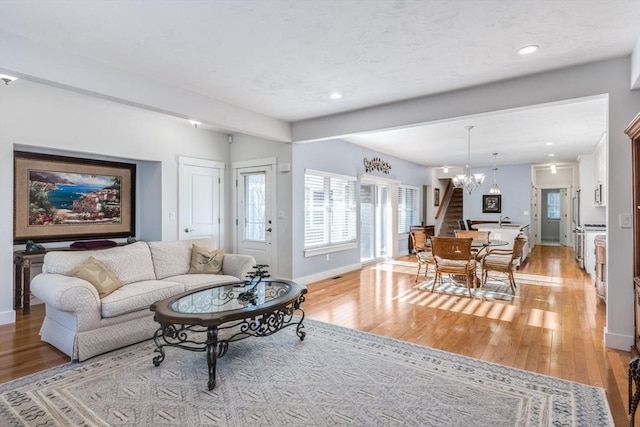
[44,242,156,285]
[148,238,217,279]
[189,245,224,274]
[100,280,184,318]
[68,256,123,298]
[163,274,241,292]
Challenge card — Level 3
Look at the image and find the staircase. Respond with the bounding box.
[440,187,463,236]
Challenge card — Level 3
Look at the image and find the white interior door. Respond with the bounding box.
[236,164,276,275]
[178,157,224,243]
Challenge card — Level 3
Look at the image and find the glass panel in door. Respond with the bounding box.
[360,184,374,262]
[244,172,266,242]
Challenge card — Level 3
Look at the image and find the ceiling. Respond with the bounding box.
[0,0,638,167]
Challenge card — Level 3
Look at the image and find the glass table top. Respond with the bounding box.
[169,281,292,314]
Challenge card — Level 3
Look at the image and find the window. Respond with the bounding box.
[398,185,418,234]
[547,191,560,220]
[304,170,357,256]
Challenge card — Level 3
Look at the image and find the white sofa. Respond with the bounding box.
[31,239,256,361]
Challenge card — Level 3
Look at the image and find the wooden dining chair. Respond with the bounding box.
[480,235,527,293]
[410,231,435,282]
[430,236,476,297]
[454,230,490,261]
[454,230,490,243]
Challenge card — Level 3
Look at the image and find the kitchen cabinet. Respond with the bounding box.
[625,113,640,354]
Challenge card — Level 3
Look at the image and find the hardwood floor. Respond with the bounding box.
[0,245,632,425]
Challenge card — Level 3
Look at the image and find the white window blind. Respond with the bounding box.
[398,186,418,234]
[304,170,357,252]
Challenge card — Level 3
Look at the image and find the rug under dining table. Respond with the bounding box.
[0,319,613,426]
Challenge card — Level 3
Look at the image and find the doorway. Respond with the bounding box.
[539,187,569,246]
[233,159,277,276]
[360,182,391,263]
[178,156,224,243]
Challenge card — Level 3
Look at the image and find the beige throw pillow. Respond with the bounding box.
[68,256,123,298]
[189,245,224,274]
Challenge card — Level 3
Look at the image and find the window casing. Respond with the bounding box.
[304,170,357,256]
[547,191,560,220]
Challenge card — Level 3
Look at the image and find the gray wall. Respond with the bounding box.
[291,138,430,281]
[462,163,532,226]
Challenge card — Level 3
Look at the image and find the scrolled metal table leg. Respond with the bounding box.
[152,324,166,366]
[206,327,219,390]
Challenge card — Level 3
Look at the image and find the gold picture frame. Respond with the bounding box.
[14,151,136,243]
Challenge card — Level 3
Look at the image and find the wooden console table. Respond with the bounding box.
[14,251,46,314]
[13,242,124,314]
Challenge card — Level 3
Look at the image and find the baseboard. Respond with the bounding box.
[604,327,634,351]
[0,309,16,326]
[295,263,362,285]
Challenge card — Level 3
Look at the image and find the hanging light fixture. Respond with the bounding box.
[489,152,501,194]
[452,125,485,194]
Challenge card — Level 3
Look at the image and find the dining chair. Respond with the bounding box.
[454,230,490,243]
[410,231,435,282]
[430,236,476,297]
[480,235,527,293]
[454,230,491,262]
[457,220,467,230]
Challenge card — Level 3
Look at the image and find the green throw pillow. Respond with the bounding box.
[68,256,123,298]
[189,245,224,274]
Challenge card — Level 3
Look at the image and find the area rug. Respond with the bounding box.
[419,277,515,301]
[0,319,612,426]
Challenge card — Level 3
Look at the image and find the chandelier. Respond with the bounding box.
[489,152,501,194]
[452,125,485,194]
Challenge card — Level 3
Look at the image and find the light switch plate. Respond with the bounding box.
[620,213,632,228]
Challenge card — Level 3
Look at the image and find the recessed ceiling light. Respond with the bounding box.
[517,44,539,55]
[545,141,554,146]
[329,92,342,100]
[548,153,555,157]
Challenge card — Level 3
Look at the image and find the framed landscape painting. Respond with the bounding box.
[14,152,136,243]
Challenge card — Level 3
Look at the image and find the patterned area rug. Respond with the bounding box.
[419,277,515,300]
[0,319,612,426]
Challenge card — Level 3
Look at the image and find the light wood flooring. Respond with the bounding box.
[0,245,633,425]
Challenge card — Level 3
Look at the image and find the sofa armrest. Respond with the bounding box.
[31,272,101,312]
[222,254,257,279]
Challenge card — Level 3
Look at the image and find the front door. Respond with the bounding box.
[236,164,276,276]
[178,157,224,243]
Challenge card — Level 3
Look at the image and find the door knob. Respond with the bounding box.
[184,228,194,233]
[266,227,273,232]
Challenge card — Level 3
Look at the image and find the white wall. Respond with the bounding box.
[0,80,233,325]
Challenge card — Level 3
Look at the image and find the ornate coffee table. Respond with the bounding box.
[150,277,307,390]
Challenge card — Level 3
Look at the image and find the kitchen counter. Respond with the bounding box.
[474,223,531,265]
